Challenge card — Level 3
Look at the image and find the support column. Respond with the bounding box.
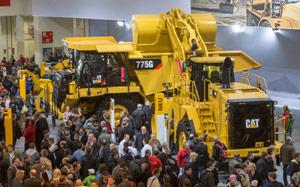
[73,18,87,37]
[73,18,77,36]
[16,16,24,56]
[84,19,89,36]
[33,16,42,64]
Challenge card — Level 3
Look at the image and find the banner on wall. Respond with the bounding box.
[191,0,300,30]
[0,0,10,6]
[42,31,53,44]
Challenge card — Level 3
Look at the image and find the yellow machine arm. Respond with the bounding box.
[165,8,209,61]
[132,8,215,62]
[132,8,260,72]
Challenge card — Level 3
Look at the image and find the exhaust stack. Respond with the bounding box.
[222,57,234,89]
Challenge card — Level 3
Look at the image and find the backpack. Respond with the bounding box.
[286,162,295,176]
[215,143,228,160]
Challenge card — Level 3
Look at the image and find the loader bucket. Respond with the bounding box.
[219,2,234,14]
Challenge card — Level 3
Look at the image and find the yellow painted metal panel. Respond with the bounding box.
[209,50,261,72]
[4,108,13,146]
[63,36,117,51]
[154,93,165,115]
[78,86,141,97]
[19,74,26,102]
[96,43,134,53]
[191,56,225,64]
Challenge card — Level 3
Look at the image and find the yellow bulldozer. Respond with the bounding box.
[247,0,300,28]
[18,8,282,158]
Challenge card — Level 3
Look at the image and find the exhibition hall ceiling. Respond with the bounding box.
[32,0,190,20]
[191,0,300,30]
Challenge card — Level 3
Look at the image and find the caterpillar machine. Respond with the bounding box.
[247,0,300,29]
[16,8,281,157]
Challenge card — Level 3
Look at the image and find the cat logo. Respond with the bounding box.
[245,119,259,128]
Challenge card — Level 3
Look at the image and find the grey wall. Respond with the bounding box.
[89,20,300,94]
[32,0,190,20]
[216,26,300,94]
[89,20,132,41]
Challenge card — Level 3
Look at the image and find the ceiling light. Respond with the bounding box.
[117,21,124,27]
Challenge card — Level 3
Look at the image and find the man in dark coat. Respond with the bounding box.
[35,112,49,151]
[256,151,269,184]
[195,138,209,173]
[267,172,284,187]
[288,152,300,178]
[7,157,22,187]
[280,136,295,186]
[118,117,134,142]
[199,160,216,187]
[2,76,13,92]
[142,100,152,132]
[132,104,147,132]
[178,165,193,187]
[81,147,98,178]
[23,169,41,187]
[135,126,150,151]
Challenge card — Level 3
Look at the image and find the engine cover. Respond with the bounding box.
[228,99,275,149]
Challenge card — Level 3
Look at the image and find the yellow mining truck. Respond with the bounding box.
[20,8,281,157]
[247,0,300,28]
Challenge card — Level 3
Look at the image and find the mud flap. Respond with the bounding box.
[219,3,234,14]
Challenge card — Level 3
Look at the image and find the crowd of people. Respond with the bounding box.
[0,55,299,187]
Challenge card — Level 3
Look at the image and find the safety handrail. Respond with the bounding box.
[239,71,270,96]
[172,74,200,103]
[274,116,286,143]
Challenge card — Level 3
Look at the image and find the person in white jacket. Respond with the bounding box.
[141,138,152,158]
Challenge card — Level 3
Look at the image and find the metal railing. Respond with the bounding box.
[239,71,270,96]
[275,115,286,143]
[172,74,200,103]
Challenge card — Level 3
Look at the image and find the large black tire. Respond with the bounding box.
[95,94,142,121]
[175,118,196,150]
[246,11,259,26]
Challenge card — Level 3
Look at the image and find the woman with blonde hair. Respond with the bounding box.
[12,170,25,187]
[187,152,199,186]
[51,168,62,185]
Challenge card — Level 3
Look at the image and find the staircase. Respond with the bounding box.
[198,102,218,142]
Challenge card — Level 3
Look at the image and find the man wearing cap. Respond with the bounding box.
[280,136,295,186]
[229,153,243,174]
[83,168,96,187]
[287,153,300,180]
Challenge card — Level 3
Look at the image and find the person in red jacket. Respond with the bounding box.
[147,150,163,173]
[177,142,192,176]
[23,118,36,150]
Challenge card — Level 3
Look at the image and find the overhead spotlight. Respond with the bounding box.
[117,21,124,27]
[232,24,245,33]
